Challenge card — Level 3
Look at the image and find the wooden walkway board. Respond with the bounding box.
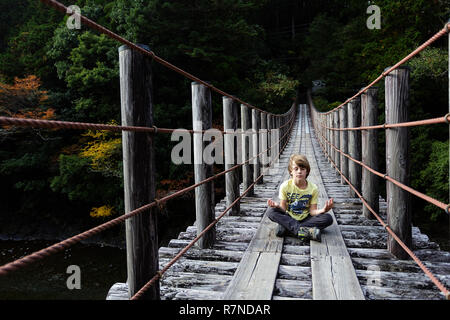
[222,114,299,300]
[300,104,365,300]
[106,103,450,301]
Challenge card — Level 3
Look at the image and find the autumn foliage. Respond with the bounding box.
[0,75,55,120]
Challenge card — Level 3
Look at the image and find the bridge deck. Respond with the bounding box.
[107,104,450,300]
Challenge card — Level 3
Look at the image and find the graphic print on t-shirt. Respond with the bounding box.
[286,193,312,216]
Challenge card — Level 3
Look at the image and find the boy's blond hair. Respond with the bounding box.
[288,154,310,178]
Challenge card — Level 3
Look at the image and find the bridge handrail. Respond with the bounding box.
[310,117,449,300]
[0,0,299,300]
[0,109,296,278]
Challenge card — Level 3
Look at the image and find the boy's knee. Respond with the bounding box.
[323,213,333,227]
[266,206,283,222]
[266,207,276,221]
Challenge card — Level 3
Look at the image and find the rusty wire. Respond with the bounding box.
[314,113,449,214]
[38,0,282,117]
[311,119,450,299]
[0,114,292,135]
[323,21,450,115]
[130,108,297,300]
[0,109,296,277]
[323,115,449,131]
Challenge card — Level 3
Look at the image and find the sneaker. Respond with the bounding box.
[297,227,321,242]
[276,224,287,237]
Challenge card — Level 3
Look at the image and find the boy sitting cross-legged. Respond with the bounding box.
[266,154,333,242]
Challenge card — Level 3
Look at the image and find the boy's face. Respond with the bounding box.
[291,164,308,180]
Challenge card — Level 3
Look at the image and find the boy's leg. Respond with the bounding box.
[298,213,333,230]
[266,207,301,236]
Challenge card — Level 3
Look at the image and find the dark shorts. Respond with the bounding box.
[266,206,333,235]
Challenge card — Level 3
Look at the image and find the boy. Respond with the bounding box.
[266,154,333,242]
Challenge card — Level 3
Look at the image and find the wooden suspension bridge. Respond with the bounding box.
[0,1,449,302]
[107,104,450,300]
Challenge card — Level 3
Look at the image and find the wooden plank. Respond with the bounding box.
[304,104,365,300]
[223,108,300,300]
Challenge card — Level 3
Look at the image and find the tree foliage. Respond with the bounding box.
[0,0,447,236]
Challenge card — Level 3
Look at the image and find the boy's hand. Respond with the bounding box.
[267,199,279,208]
[322,198,334,213]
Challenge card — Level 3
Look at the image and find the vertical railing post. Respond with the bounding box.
[267,114,272,164]
[448,20,450,232]
[260,112,268,167]
[361,87,379,220]
[192,82,215,249]
[385,67,411,259]
[252,109,262,184]
[348,97,362,198]
[119,44,159,300]
[327,115,332,163]
[276,116,281,157]
[330,112,335,167]
[241,104,254,196]
[333,110,340,173]
[223,97,240,216]
[339,104,348,185]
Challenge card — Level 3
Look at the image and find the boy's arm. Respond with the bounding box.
[267,199,288,212]
[309,199,334,216]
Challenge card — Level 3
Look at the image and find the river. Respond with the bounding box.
[0,216,448,300]
[0,240,127,300]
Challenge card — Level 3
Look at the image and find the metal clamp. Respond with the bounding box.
[444,113,450,124]
[152,125,158,134]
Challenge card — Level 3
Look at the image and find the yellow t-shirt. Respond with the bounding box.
[279,179,318,221]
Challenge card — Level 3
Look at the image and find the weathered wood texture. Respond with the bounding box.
[107,102,448,301]
[119,44,159,299]
[241,104,254,196]
[385,67,412,259]
[309,101,448,301]
[192,82,216,249]
[222,110,298,300]
[339,104,348,185]
[223,97,240,216]
[304,105,365,300]
[347,97,362,198]
[361,87,379,219]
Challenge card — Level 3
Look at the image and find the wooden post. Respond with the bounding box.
[192,82,215,248]
[339,104,348,185]
[276,116,281,157]
[260,112,268,167]
[361,87,379,219]
[267,114,272,165]
[330,112,335,166]
[327,115,332,163]
[223,97,240,216]
[333,110,340,173]
[119,44,159,299]
[348,97,362,198]
[241,104,254,196]
[385,67,411,259]
[252,109,262,184]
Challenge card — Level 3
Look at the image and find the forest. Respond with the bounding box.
[0,0,448,246]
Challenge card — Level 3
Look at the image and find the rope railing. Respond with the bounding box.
[323,21,450,115]
[37,0,281,117]
[0,107,297,277]
[307,21,450,299]
[311,122,450,300]
[0,0,298,298]
[131,110,297,300]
